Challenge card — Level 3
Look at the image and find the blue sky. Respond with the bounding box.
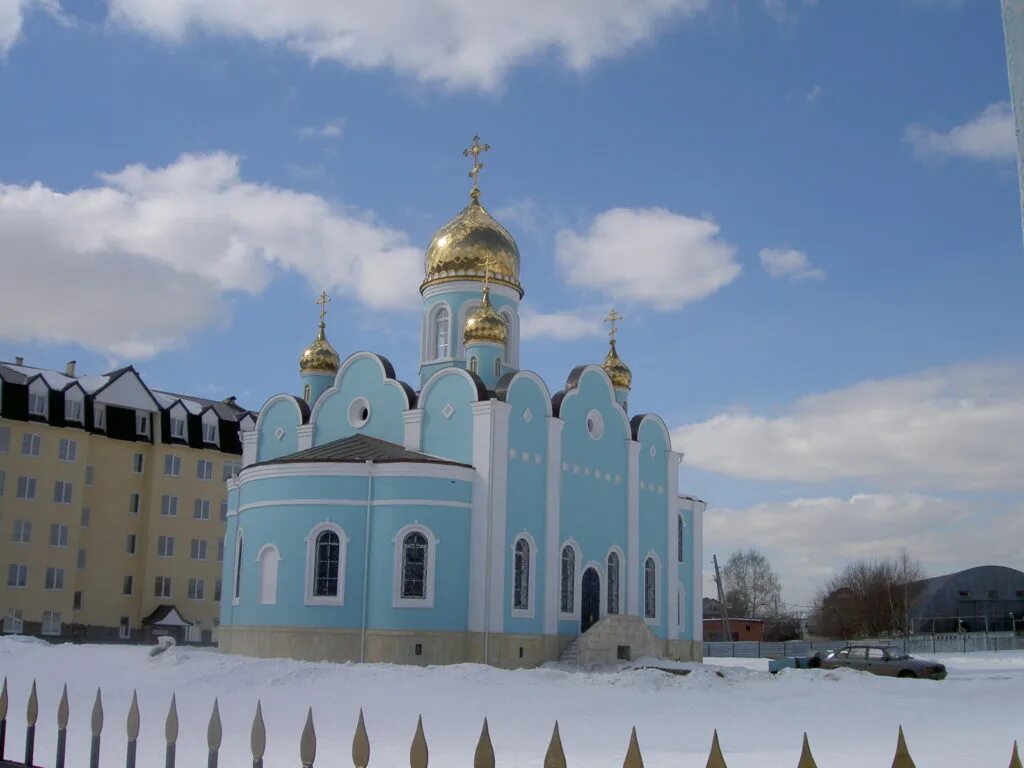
[1,0,1021,603]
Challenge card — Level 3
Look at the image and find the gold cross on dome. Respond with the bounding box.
[480,253,500,286]
[317,290,331,324]
[463,135,491,198]
[604,308,623,341]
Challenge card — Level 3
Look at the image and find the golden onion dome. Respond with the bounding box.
[602,339,632,390]
[299,322,340,375]
[422,195,523,296]
[464,286,508,345]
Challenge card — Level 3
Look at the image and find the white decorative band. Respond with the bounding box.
[238,498,473,513]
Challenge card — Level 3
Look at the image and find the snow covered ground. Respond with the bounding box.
[0,637,1021,767]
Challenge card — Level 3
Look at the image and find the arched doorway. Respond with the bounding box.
[581,567,601,633]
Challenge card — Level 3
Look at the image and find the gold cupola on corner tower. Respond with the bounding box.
[464,283,508,345]
[601,309,632,406]
[299,291,341,375]
[421,136,523,297]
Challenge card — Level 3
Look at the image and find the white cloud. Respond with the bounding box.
[0,0,58,54]
[520,307,604,341]
[759,247,825,281]
[905,102,1016,162]
[555,208,741,311]
[674,362,1024,491]
[0,152,421,358]
[706,493,1024,603]
[106,0,710,91]
[297,119,345,141]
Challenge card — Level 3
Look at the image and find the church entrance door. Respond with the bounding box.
[581,567,600,634]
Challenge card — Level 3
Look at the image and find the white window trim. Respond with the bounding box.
[64,395,84,423]
[256,544,282,605]
[677,513,687,564]
[424,301,454,363]
[391,523,438,609]
[304,523,349,606]
[347,398,371,429]
[675,581,686,631]
[605,545,626,616]
[582,559,604,627]
[136,412,151,437]
[58,439,77,463]
[232,529,244,606]
[558,538,582,621]
[510,531,537,619]
[28,381,49,418]
[643,550,661,625]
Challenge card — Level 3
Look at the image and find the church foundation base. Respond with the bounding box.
[665,639,703,662]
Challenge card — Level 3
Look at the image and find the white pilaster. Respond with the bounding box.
[666,450,682,640]
[487,400,512,635]
[692,498,705,642]
[241,430,258,468]
[403,408,424,451]
[543,417,564,635]
[626,440,641,616]
[296,424,314,451]
[468,401,494,633]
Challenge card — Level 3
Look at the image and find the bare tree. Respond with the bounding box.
[721,549,783,620]
[811,550,924,638]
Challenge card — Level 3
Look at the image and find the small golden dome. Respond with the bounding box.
[299,322,340,375]
[464,286,508,345]
[422,197,523,296]
[602,339,632,390]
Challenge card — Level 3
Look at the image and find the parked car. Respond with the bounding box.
[819,645,947,680]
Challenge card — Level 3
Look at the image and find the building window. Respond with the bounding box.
[607,551,621,615]
[45,567,65,591]
[126,534,137,554]
[132,453,144,474]
[49,523,69,547]
[644,557,657,620]
[65,398,83,423]
[468,356,478,374]
[222,461,241,481]
[347,398,371,428]
[434,306,450,359]
[53,481,72,504]
[0,425,10,452]
[220,500,229,521]
[122,575,133,596]
[164,454,181,476]
[136,412,150,436]
[401,532,428,599]
[233,533,244,602]
[84,465,94,485]
[677,514,685,563]
[217,537,224,562]
[129,493,141,515]
[214,579,222,602]
[94,405,106,430]
[303,383,312,402]
[7,564,27,587]
[119,618,130,639]
[203,422,218,444]
[513,537,530,611]
[0,470,5,497]
[190,538,207,560]
[560,546,575,614]
[170,417,186,440]
[41,611,61,636]
[58,439,77,462]
[160,495,179,517]
[157,535,175,558]
[259,545,281,605]
[11,519,31,543]
[73,591,83,610]
[80,507,90,526]
[193,499,211,520]
[28,392,47,417]
[197,459,213,480]
[585,409,604,440]
[494,357,502,378]
[21,433,40,457]
[313,531,341,597]
[155,576,171,598]
[77,549,86,569]
[188,578,205,600]
[16,476,37,500]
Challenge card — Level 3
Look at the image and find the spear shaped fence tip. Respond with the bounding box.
[706,730,728,768]
[300,707,317,767]
[796,733,818,768]
[891,726,916,768]
[1009,740,1022,768]
[352,708,370,768]
[165,694,179,744]
[0,678,7,720]
[410,715,428,768]
[207,698,222,751]
[57,685,69,730]
[623,726,644,768]
[127,691,140,741]
[544,722,567,768]
[251,701,266,759]
[473,718,494,768]
[26,681,38,727]
[90,688,103,735]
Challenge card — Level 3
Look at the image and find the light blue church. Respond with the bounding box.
[219,139,705,667]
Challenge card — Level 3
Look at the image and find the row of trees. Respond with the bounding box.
[715,548,925,640]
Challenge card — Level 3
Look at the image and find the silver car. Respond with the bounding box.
[820,645,947,680]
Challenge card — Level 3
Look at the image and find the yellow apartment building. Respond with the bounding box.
[0,358,253,643]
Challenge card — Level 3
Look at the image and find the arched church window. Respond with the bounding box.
[258,545,280,605]
[494,357,502,378]
[469,356,478,374]
[677,514,685,563]
[560,545,575,613]
[644,557,657,619]
[233,532,244,603]
[435,307,450,359]
[607,551,620,615]
[513,537,530,610]
[303,383,311,403]
[401,532,429,599]
[313,531,341,597]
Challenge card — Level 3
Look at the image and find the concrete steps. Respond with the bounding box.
[559,637,581,664]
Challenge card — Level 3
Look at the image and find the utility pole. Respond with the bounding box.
[712,554,732,641]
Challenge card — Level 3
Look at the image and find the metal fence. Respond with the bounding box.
[1,677,1018,768]
[703,633,1024,659]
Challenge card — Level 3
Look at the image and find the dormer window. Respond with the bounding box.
[136,413,150,436]
[28,392,47,417]
[203,422,218,444]
[94,405,106,430]
[171,417,186,440]
[64,398,83,423]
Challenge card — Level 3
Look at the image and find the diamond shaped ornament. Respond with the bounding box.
[274,427,285,441]
[523,408,533,423]
[442,403,455,419]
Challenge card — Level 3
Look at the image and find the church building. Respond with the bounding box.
[218,138,705,667]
